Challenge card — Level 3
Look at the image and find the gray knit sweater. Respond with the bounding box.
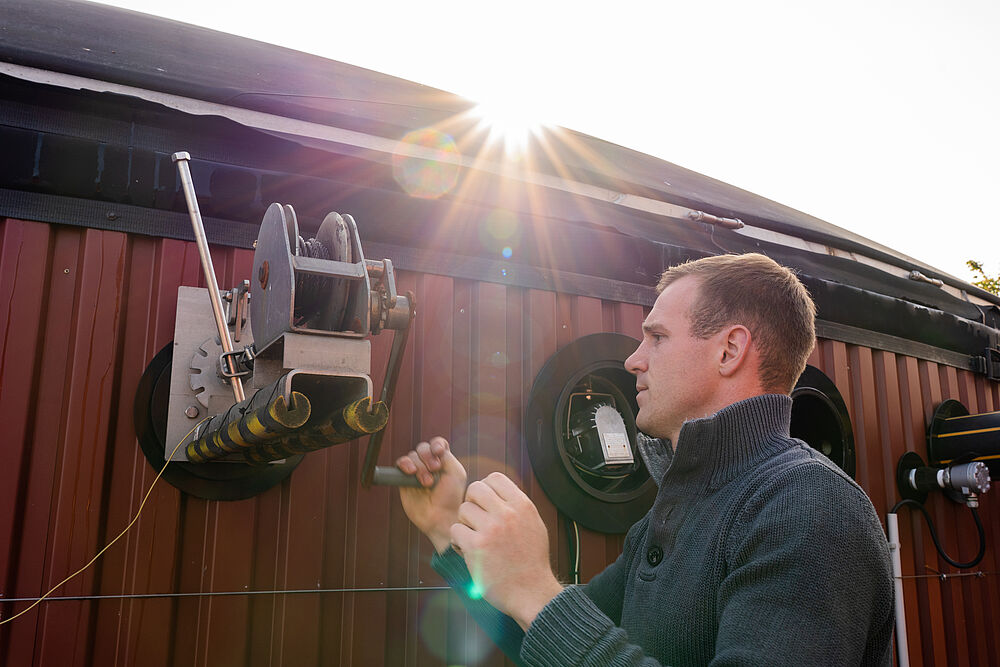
[434,394,895,666]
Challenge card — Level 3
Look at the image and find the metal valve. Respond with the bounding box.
[898,452,992,507]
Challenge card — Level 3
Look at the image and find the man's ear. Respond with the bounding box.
[718,325,752,377]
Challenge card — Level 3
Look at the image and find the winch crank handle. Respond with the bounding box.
[361,291,418,487]
[371,466,440,487]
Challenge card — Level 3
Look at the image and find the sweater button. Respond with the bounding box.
[646,545,663,566]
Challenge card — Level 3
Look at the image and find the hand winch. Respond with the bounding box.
[151,152,417,497]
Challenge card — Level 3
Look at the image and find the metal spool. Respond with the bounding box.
[251,204,370,354]
[294,211,352,331]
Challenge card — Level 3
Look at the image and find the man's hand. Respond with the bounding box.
[451,472,564,630]
[396,436,467,555]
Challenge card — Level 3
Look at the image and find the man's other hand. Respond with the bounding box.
[451,472,564,630]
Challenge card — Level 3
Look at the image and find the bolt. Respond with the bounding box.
[184,405,200,419]
[258,260,269,288]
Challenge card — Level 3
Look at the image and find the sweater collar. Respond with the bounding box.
[646,394,794,492]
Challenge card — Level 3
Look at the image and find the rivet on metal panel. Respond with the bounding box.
[107,211,119,221]
[258,260,269,288]
[185,405,200,418]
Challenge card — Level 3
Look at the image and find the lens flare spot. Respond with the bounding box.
[485,209,519,240]
[392,128,461,199]
[418,590,495,664]
[480,209,522,256]
[467,582,485,600]
[489,351,509,368]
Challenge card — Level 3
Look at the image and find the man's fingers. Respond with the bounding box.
[449,522,476,552]
[481,472,524,503]
[396,450,435,487]
[464,479,505,512]
[395,437,466,489]
[457,500,488,530]
[394,454,417,474]
[415,440,442,472]
[425,437,468,484]
[429,436,450,457]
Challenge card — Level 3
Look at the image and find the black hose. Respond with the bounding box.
[890,498,986,569]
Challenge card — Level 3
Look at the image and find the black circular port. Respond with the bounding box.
[790,365,855,478]
[525,333,656,534]
[134,343,302,501]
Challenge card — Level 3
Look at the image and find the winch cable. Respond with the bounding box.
[294,235,332,322]
[890,498,986,569]
[0,418,208,626]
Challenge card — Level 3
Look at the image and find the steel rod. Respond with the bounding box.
[172,151,244,403]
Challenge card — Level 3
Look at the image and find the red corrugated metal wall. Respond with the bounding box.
[1,217,998,666]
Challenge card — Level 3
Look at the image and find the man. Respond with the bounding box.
[396,253,894,665]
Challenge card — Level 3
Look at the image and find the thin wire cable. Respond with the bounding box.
[572,520,581,585]
[0,418,208,625]
[900,571,996,580]
[1,586,451,603]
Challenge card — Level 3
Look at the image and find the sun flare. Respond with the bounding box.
[471,97,543,154]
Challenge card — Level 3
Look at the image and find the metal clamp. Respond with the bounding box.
[972,347,1000,381]
[225,280,251,342]
[985,347,1000,381]
[219,347,255,379]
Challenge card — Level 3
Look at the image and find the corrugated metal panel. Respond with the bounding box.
[2,217,999,666]
[808,340,1000,667]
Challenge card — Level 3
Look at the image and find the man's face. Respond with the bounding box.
[625,276,722,443]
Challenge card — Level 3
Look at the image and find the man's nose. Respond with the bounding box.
[624,345,644,375]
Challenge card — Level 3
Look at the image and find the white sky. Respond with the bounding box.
[96,0,1000,283]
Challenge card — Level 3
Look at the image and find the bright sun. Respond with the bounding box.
[471,97,543,154]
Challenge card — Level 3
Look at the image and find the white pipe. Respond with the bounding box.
[887,513,910,667]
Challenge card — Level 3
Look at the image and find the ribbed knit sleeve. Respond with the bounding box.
[430,547,526,664]
[521,586,667,666]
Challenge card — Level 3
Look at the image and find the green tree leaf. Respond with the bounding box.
[967,260,1000,295]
